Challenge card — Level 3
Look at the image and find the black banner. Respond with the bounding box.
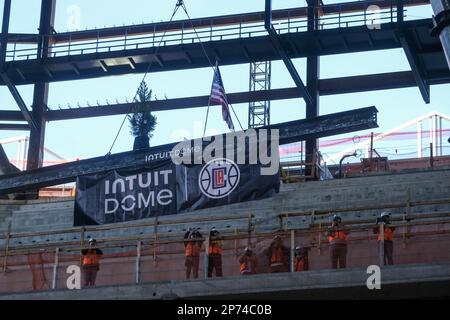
[74,143,280,226]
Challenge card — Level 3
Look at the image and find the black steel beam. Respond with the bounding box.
[265,0,314,107]
[0,0,12,66]
[27,0,55,173]
[0,0,37,132]
[399,33,430,103]
[0,110,23,121]
[41,71,434,121]
[0,123,30,131]
[41,0,428,45]
[0,106,378,194]
[1,70,447,123]
[0,73,38,131]
[305,0,321,177]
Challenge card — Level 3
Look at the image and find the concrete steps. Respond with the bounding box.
[1,168,449,247]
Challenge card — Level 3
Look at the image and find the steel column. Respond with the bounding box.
[0,0,37,131]
[305,0,321,178]
[27,0,56,173]
[0,0,12,66]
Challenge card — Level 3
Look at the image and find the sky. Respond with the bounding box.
[0,0,449,166]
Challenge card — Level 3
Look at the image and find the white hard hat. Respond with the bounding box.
[381,211,391,218]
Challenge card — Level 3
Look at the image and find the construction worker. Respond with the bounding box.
[81,238,103,287]
[238,247,258,275]
[373,211,396,265]
[327,214,349,269]
[184,228,203,279]
[294,246,311,272]
[265,235,289,273]
[208,227,223,277]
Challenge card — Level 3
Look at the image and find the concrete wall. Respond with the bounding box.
[1,262,449,300]
[1,167,450,247]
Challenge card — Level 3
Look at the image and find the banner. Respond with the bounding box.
[74,142,280,226]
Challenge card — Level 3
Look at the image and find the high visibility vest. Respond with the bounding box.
[328,227,348,243]
[294,256,306,272]
[270,246,284,264]
[82,251,101,266]
[209,241,223,255]
[378,226,394,241]
[185,242,201,257]
[240,258,250,273]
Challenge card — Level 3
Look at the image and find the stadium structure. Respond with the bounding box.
[0,0,450,300]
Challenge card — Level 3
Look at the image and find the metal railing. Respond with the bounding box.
[5,8,404,62]
[1,196,450,295]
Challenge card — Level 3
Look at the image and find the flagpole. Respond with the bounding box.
[229,104,244,131]
[203,60,219,137]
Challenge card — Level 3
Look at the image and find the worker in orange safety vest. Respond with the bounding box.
[238,247,258,275]
[184,228,203,279]
[373,211,396,265]
[81,238,103,287]
[265,235,289,273]
[208,227,224,277]
[294,246,311,272]
[327,214,349,269]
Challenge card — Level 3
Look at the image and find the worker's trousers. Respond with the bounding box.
[383,240,394,265]
[185,256,200,279]
[83,265,99,287]
[330,243,347,269]
[208,253,223,277]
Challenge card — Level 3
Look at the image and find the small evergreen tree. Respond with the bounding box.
[128,81,157,150]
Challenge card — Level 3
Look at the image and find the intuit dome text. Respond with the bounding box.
[73,136,280,226]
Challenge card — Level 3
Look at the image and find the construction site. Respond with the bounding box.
[0,0,450,301]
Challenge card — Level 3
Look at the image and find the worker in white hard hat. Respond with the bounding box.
[238,247,258,275]
[373,211,396,265]
[327,214,350,269]
[294,246,311,272]
[81,238,103,287]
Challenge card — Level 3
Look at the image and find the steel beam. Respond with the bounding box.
[399,33,431,103]
[27,0,55,173]
[0,106,378,194]
[265,0,313,107]
[0,110,23,121]
[305,0,321,178]
[0,123,30,131]
[36,0,428,45]
[0,70,445,123]
[37,70,447,121]
[0,0,12,66]
[0,74,38,131]
[0,19,443,86]
[0,0,38,132]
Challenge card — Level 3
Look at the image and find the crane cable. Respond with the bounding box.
[107,0,245,155]
[176,1,244,135]
[106,1,185,156]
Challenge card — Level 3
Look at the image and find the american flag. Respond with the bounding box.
[210,66,235,131]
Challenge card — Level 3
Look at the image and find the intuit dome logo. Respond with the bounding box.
[199,158,240,199]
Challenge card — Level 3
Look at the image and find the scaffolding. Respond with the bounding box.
[248,61,271,128]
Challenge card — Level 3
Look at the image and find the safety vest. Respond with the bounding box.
[240,258,250,273]
[82,251,101,266]
[185,242,201,257]
[378,226,394,241]
[209,241,223,255]
[328,228,348,243]
[294,256,306,272]
[270,246,284,264]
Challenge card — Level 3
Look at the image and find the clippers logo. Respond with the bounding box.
[199,158,240,199]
